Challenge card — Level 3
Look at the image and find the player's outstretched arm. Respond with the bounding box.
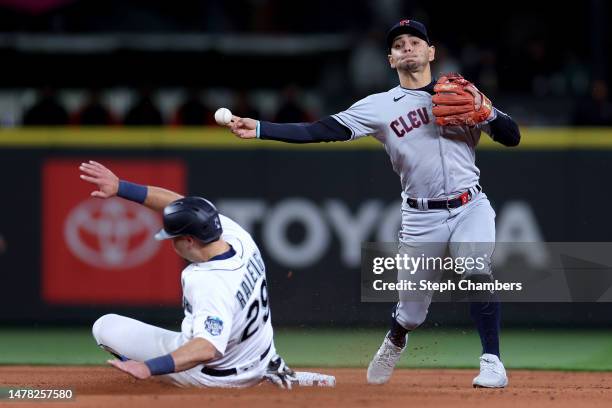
[107,337,218,380]
[79,160,183,212]
[142,186,183,212]
[224,114,351,144]
[169,337,219,371]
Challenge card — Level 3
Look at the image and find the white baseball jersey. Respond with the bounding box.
[332,85,496,201]
[180,214,273,371]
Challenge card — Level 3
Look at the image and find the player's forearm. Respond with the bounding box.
[258,116,351,143]
[142,338,217,376]
[489,109,521,147]
[170,337,219,372]
[144,186,184,212]
[117,181,183,212]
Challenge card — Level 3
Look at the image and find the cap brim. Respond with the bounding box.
[387,27,429,48]
[154,228,178,241]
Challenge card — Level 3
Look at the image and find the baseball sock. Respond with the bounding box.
[387,317,409,348]
[470,300,501,358]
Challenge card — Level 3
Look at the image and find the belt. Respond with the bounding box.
[201,343,272,377]
[407,185,482,210]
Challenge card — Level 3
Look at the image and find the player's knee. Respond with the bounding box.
[402,316,427,331]
[395,311,427,331]
[92,313,120,344]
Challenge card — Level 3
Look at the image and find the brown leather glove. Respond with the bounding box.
[432,73,493,126]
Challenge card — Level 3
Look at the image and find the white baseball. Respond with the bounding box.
[214,108,232,126]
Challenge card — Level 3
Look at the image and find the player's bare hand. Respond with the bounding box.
[79,160,119,199]
[228,116,257,139]
[108,359,152,380]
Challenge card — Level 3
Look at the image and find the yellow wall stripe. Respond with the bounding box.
[0,127,611,150]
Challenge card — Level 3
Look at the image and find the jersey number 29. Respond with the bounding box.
[240,279,270,342]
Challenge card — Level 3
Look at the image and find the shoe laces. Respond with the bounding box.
[480,356,502,374]
[375,341,402,369]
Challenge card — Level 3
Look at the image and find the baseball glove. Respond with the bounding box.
[432,73,493,127]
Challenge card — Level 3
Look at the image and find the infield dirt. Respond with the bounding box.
[1,366,611,407]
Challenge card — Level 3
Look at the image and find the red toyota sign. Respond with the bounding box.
[42,159,186,306]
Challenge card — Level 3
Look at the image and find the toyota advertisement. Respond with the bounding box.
[42,159,186,306]
[0,147,611,325]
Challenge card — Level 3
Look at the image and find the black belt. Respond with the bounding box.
[407,185,481,210]
[201,343,272,377]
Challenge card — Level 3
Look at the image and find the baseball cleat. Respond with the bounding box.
[472,353,508,388]
[367,335,405,385]
[293,371,336,387]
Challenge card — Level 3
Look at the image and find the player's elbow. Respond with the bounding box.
[194,338,219,362]
[505,129,521,147]
[506,121,521,146]
[493,123,521,147]
[490,113,521,147]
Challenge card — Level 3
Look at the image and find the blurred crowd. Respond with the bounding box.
[21,86,315,126]
[1,0,610,126]
[17,77,612,127]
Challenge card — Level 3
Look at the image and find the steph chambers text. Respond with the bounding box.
[372,279,522,292]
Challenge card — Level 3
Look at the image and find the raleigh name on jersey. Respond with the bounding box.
[180,214,273,371]
[332,85,496,200]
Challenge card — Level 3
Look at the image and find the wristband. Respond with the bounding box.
[144,354,175,375]
[485,107,498,123]
[256,121,261,138]
[117,180,147,204]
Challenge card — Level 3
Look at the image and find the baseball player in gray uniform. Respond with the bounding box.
[224,19,520,388]
[79,161,334,388]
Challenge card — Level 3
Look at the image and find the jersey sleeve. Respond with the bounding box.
[187,275,234,355]
[218,214,244,237]
[475,107,497,135]
[331,95,381,140]
[477,108,521,147]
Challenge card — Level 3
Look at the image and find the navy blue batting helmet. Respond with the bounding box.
[154,196,223,244]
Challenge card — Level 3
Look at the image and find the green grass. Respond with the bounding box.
[274,328,612,371]
[1,328,611,371]
[0,328,107,365]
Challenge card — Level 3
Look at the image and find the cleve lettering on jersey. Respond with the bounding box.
[390,107,430,137]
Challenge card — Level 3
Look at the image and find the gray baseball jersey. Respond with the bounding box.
[332,85,498,201]
[332,85,502,329]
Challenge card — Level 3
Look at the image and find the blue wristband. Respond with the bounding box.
[144,354,175,375]
[256,121,261,138]
[117,180,147,204]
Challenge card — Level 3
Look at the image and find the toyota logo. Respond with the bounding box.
[64,198,161,269]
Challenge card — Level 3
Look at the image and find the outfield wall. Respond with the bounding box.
[0,127,611,326]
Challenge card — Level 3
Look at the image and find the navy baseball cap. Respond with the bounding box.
[386,19,430,50]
